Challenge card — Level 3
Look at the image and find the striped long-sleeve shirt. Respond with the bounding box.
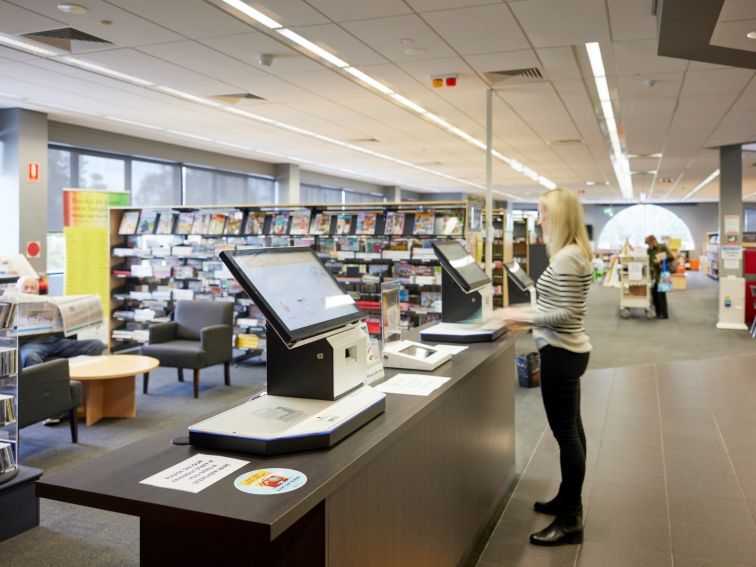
[530,244,592,353]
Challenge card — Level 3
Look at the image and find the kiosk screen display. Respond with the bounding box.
[220,248,363,345]
[504,261,536,292]
[399,345,436,359]
[431,240,490,292]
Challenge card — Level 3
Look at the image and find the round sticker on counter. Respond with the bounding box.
[234,468,307,495]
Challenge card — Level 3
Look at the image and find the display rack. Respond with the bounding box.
[705,232,719,280]
[0,297,18,485]
[108,201,469,351]
[479,209,506,308]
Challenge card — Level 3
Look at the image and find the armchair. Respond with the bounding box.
[141,300,233,398]
[18,359,81,443]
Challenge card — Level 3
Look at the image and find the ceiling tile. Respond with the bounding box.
[0,1,64,34]
[342,14,457,63]
[509,0,610,48]
[732,76,756,111]
[535,47,582,81]
[106,0,252,38]
[707,111,756,147]
[464,49,539,75]
[302,0,412,22]
[199,32,324,73]
[616,72,684,101]
[292,23,388,65]
[719,0,756,22]
[4,0,184,48]
[612,39,688,76]
[495,82,581,143]
[680,68,754,98]
[421,4,529,55]
[246,0,329,27]
[606,0,657,42]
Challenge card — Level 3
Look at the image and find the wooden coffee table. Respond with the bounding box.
[69,355,159,426]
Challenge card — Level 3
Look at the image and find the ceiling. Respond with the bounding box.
[0,0,755,203]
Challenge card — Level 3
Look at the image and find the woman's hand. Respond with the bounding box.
[492,307,532,329]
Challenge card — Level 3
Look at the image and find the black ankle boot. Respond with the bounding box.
[529,515,583,546]
[533,496,561,515]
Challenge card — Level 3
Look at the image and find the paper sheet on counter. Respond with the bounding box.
[140,454,248,494]
[375,373,450,396]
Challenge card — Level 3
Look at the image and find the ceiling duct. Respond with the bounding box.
[211,93,266,104]
[22,28,112,51]
[484,66,545,86]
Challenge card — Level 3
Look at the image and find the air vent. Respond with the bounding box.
[549,139,583,146]
[484,67,544,85]
[22,28,112,51]
[211,93,265,104]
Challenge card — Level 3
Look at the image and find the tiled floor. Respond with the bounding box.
[478,352,756,567]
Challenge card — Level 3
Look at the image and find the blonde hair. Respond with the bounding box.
[539,188,593,262]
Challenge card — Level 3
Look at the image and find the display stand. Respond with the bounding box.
[188,248,386,456]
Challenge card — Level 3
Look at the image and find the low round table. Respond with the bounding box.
[69,355,159,426]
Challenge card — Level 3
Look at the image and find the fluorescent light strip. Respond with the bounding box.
[390,93,427,114]
[343,67,394,95]
[61,56,154,86]
[276,28,348,68]
[105,115,164,130]
[0,34,57,56]
[219,0,282,29]
[223,107,276,124]
[157,86,222,108]
[682,169,720,200]
[166,129,213,142]
[216,140,257,151]
[586,42,633,201]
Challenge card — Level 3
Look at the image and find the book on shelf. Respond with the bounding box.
[310,213,332,235]
[244,212,266,235]
[207,213,227,235]
[355,212,377,235]
[336,214,353,235]
[224,211,244,235]
[156,212,176,235]
[413,211,434,235]
[0,302,16,329]
[271,212,290,235]
[173,266,195,279]
[434,213,463,236]
[118,211,140,235]
[191,212,210,235]
[0,347,18,376]
[136,210,158,235]
[176,212,195,234]
[289,210,311,235]
[384,211,405,235]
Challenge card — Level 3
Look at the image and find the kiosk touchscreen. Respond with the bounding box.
[504,261,537,307]
[379,282,451,371]
[420,240,507,343]
[188,247,386,456]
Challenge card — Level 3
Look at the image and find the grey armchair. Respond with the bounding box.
[141,300,233,398]
[18,359,81,443]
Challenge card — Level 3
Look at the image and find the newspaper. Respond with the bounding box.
[15,294,103,336]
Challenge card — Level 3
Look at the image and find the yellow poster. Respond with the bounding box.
[63,190,130,320]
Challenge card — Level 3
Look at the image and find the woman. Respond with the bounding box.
[645,235,674,319]
[496,188,593,546]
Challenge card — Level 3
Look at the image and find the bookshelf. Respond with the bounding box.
[108,201,469,351]
[705,232,719,280]
[0,299,18,486]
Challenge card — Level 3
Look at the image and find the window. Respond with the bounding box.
[78,153,126,191]
[344,189,384,203]
[131,160,181,206]
[184,166,275,205]
[48,148,72,232]
[746,207,756,232]
[597,204,695,251]
[301,183,342,204]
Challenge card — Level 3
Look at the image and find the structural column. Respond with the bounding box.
[0,108,48,272]
[275,163,300,204]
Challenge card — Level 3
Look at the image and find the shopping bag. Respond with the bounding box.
[657,260,673,293]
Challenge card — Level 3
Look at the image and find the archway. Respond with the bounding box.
[597,204,695,250]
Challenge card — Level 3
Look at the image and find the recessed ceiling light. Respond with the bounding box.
[57,3,88,15]
[586,181,596,186]
[747,31,756,39]
[404,47,427,56]
[399,38,414,45]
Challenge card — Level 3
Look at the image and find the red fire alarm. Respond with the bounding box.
[28,162,40,182]
[445,76,457,87]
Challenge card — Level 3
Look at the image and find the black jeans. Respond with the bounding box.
[650,286,668,317]
[539,345,590,516]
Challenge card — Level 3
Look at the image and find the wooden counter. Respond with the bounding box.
[37,330,517,566]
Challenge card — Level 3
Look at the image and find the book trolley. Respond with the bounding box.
[618,250,653,319]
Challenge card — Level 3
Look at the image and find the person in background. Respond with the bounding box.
[494,188,593,546]
[645,235,674,319]
[8,276,105,366]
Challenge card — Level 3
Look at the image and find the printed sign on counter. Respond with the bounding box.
[139,454,248,494]
[234,468,307,495]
